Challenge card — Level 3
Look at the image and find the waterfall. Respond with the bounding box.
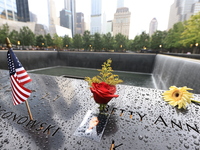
[153,54,200,94]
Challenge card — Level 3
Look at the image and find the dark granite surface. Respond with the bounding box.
[0,70,200,150]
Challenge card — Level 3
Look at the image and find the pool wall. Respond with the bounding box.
[0,51,156,73]
[0,51,58,70]
[1,50,200,93]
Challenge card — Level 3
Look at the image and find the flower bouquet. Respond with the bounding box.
[85,58,123,113]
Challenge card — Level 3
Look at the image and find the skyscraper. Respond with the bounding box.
[48,0,57,36]
[60,0,76,37]
[149,18,158,37]
[168,0,200,30]
[107,20,113,35]
[0,0,17,21]
[16,0,30,22]
[194,1,200,14]
[76,12,85,35]
[113,7,131,38]
[90,0,106,35]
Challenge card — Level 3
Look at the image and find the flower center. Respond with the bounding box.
[175,93,179,97]
[172,90,182,101]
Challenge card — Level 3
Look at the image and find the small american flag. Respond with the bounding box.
[7,49,32,105]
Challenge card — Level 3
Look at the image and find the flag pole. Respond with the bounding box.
[25,100,33,120]
[6,37,33,120]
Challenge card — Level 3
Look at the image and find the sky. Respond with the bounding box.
[30,0,175,39]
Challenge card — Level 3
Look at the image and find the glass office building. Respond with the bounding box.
[0,0,17,20]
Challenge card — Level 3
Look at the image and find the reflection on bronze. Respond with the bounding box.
[6,37,12,48]
[109,140,115,150]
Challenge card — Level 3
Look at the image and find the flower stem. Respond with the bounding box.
[99,103,107,112]
[191,99,200,103]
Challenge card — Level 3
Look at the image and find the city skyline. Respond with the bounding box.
[15,0,174,39]
[56,0,175,39]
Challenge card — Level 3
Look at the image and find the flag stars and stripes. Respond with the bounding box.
[7,49,32,105]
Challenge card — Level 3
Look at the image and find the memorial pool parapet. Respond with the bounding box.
[0,70,200,149]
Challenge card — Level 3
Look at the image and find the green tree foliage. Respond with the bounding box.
[129,32,150,51]
[82,30,91,51]
[63,35,72,49]
[19,26,35,47]
[73,34,83,50]
[150,30,167,51]
[131,35,141,51]
[53,34,63,50]
[45,33,54,47]
[3,13,200,53]
[114,33,128,52]
[102,32,114,51]
[139,31,150,49]
[9,30,19,46]
[36,35,45,47]
[0,23,9,45]
[93,33,102,51]
[180,12,200,47]
[164,22,184,51]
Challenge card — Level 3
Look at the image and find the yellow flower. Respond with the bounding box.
[85,58,123,86]
[162,86,194,109]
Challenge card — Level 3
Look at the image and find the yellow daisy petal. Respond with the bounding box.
[162,86,194,109]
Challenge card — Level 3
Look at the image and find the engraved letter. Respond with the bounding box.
[17,116,28,124]
[171,120,182,130]
[154,115,168,127]
[137,112,147,121]
[186,123,199,134]
[43,125,56,134]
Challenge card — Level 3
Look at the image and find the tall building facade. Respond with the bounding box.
[149,18,158,37]
[0,0,17,21]
[16,0,30,22]
[90,0,106,35]
[106,20,113,35]
[76,12,85,35]
[168,0,200,29]
[60,0,76,37]
[193,1,200,14]
[113,7,131,38]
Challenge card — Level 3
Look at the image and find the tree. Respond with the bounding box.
[0,23,9,46]
[102,32,114,51]
[19,26,35,47]
[9,30,20,46]
[131,35,141,51]
[73,34,83,50]
[36,35,45,48]
[180,12,200,48]
[114,33,128,52]
[63,35,72,49]
[140,31,150,49]
[53,34,63,50]
[150,30,167,51]
[45,33,54,47]
[164,22,184,52]
[82,30,91,51]
[93,33,102,51]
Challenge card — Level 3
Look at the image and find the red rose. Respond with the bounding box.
[90,82,119,104]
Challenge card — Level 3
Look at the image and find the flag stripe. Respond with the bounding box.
[10,76,31,105]
[7,49,32,105]
[16,67,32,85]
[11,75,31,97]
[11,88,23,105]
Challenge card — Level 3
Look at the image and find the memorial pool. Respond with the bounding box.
[29,66,155,88]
